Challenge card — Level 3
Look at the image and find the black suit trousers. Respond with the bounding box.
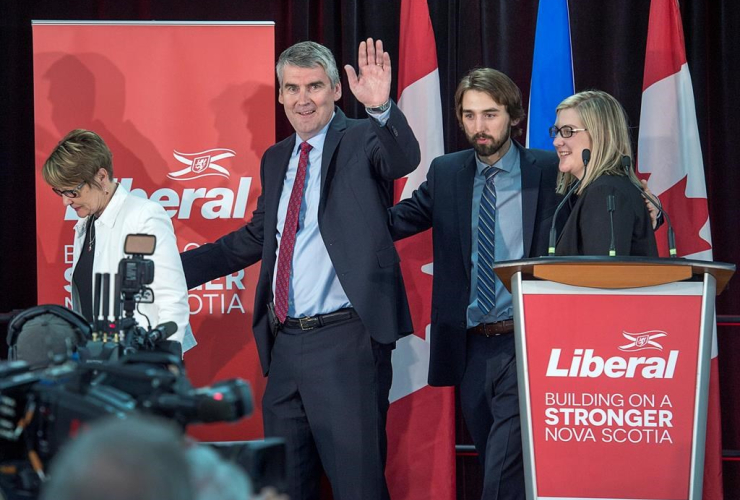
[459,333,524,500]
[262,315,393,500]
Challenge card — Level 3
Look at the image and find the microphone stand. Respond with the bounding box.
[621,156,677,257]
[607,195,616,257]
[548,149,591,256]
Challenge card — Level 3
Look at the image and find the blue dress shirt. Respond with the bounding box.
[273,109,390,318]
[467,142,524,327]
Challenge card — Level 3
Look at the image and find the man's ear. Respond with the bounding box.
[334,83,342,102]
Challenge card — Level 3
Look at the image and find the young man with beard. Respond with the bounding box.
[387,68,562,500]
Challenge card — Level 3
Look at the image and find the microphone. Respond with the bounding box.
[148,321,178,344]
[621,155,677,257]
[102,273,111,336]
[93,273,103,334]
[113,273,122,329]
[607,195,616,256]
[548,149,591,255]
[582,148,591,168]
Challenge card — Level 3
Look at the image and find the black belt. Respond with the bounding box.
[281,308,356,331]
[468,320,515,337]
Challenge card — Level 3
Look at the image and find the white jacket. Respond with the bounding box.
[72,185,196,351]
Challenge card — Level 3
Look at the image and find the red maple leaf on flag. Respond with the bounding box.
[396,234,433,341]
[641,174,712,257]
[395,176,433,341]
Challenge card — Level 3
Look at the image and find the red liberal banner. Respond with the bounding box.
[521,281,703,500]
[33,22,275,440]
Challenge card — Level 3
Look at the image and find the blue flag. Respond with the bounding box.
[526,0,575,150]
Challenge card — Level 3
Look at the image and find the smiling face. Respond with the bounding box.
[460,90,519,165]
[278,64,342,141]
[552,107,592,180]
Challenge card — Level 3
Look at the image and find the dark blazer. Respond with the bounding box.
[388,142,563,386]
[182,105,420,375]
[555,174,659,257]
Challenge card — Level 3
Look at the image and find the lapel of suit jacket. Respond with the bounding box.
[266,136,296,231]
[319,108,348,215]
[518,142,542,258]
[456,150,477,280]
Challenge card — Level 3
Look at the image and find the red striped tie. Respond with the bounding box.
[274,141,312,323]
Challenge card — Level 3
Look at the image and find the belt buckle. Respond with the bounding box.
[484,324,494,338]
[299,316,319,330]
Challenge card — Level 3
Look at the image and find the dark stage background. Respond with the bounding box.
[2,1,739,497]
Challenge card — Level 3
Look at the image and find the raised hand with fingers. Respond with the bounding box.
[344,38,392,109]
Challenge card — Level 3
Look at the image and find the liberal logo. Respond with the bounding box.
[192,155,211,173]
[618,330,667,352]
[168,148,235,181]
[545,330,677,378]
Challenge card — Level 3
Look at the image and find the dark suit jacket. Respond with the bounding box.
[182,105,420,375]
[555,174,659,257]
[388,142,563,386]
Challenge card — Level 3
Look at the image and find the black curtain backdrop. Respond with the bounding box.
[2,0,739,495]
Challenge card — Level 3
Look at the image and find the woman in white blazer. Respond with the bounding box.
[42,129,195,353]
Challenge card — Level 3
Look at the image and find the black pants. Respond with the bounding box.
[459,332,524,500]
[262,315,393,500]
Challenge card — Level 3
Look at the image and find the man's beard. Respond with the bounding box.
[468,129,510,159]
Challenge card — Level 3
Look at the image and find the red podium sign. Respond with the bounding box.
[497,257,735,500]
[520,280,703,500]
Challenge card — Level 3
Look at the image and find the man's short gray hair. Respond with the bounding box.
[187,445,254,500]
[276,41,340,88]
[41,415,193,500]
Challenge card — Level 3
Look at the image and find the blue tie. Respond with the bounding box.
[477,166,499,315]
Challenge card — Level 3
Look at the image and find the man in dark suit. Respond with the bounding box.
[387,68,563,500]
[181,39,420,500]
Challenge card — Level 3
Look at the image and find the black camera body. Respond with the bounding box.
[117,233,156,301]
[1,234,255,499]
[113,233,157,330]
[118,256,154,297]
[0,357,253,498]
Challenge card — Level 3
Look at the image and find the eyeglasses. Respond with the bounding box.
[549,125,588,138]
[52,181,86,198]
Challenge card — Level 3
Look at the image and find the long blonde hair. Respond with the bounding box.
[555,90,638,194]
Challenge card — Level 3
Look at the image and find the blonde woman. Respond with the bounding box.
[551,90,658,256]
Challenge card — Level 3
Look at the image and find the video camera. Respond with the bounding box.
[0,234,255,499]
[0,357,253,498]
[86,234,162,360]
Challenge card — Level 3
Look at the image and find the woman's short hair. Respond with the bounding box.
[454,68,526,137]
[555,90,636,194]
[42,129,113,190]
[276,41,340,88]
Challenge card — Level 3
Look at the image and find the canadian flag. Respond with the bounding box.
[384,0,455,498]
[637,0,722,498]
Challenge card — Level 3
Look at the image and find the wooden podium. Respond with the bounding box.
[494,257,735,500]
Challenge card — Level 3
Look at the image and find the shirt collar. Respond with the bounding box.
[74,183,128,233]
[293,112,335,156]
[475,139,518,176]
[96,183,127,227]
